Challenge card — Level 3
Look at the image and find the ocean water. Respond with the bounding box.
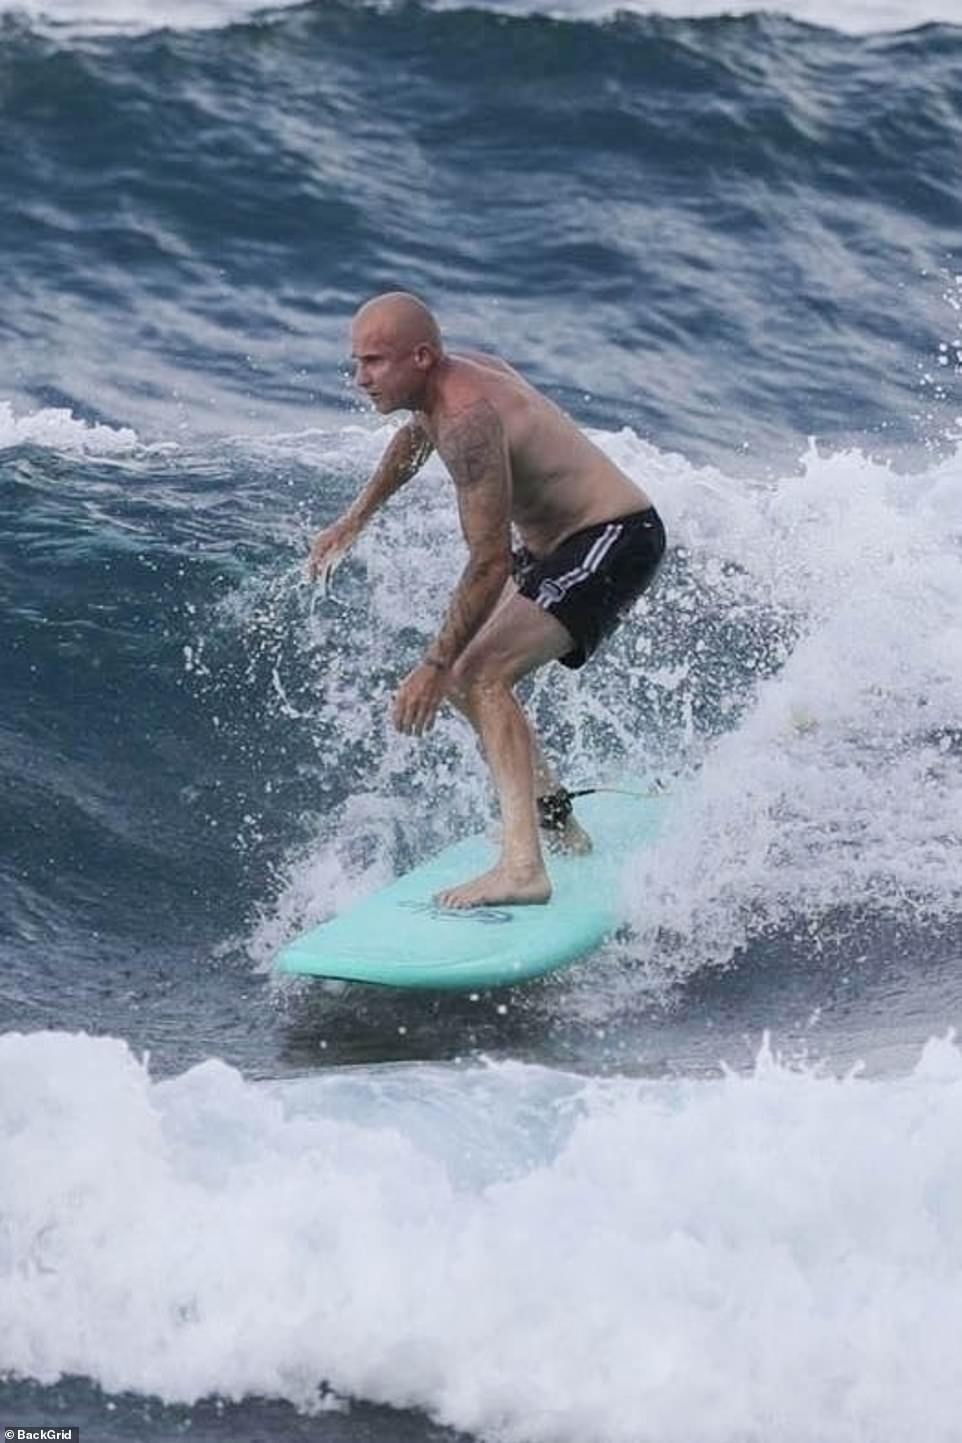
[2,0,961,1439]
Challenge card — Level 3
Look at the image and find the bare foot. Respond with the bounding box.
[435,863,552,910]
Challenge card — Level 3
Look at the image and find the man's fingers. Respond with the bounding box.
[321,555,340,595]
[414,701,437,736]
[392,675,442,736]
[306,539,345,589]
[395,706,429,737]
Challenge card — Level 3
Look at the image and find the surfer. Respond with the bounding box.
[308,292,666,909]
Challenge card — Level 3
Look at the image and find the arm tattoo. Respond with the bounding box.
[442,401,505,491]
[425,402,512,668]
[402,421,434,480]
[348,420,433,530]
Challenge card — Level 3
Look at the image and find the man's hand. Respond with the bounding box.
[306,517,358,589]
[393,661,448,736]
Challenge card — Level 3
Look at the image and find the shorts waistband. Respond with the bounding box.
[534,506,662,557]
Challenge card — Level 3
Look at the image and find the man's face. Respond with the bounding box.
[350,317,421,414]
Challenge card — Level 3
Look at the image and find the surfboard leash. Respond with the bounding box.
[537,780,667,832]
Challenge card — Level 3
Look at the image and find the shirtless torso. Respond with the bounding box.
[416,352,652,555]
[308,293,665,909]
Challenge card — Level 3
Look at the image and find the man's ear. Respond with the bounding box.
[413,344,436,371]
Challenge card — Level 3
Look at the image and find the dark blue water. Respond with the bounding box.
[2,3,962,1440]
[3,5,961,457]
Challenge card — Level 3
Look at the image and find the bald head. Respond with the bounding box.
[351,292,444,415]
[353,292,443,352]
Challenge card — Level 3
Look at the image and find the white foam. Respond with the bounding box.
[5,0,958,36]
[434,0,962,33]
[214,418,960,981]
[242,792,411,973]
[3,1027,962,1440]
[1,0,305,35]
[211,426,499,970]
[0,401,142,456]
[621,442,962,974]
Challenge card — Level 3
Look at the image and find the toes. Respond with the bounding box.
[434,889,465,909]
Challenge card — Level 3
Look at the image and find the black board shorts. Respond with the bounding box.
[512,506,666,669]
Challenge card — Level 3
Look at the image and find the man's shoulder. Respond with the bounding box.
[436,357,523,429]
[435,393,503,449]
[455,350,515,377]
[424,354,526,455]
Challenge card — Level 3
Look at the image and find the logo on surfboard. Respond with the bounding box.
[399,900,514,926]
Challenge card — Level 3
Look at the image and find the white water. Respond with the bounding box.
[232,422,962,991]
[3,401,961,1437]
[435,0,962,29]
[0,400,142,454]
[621,440,962,974]
[3,397,959,984]
[3,1028,962,1441]
[5,0,960,36]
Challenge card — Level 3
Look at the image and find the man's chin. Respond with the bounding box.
[366,394,407,416]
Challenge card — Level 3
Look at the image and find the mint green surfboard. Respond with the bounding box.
[274,785,666,990]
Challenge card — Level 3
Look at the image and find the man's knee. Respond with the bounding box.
[447,650,510,711]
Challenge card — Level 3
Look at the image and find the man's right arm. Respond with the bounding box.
[308,419,433,584]
[343,417,434,532]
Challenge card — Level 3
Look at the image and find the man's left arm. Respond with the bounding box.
[393,399,511,735]
[426,399,512,668]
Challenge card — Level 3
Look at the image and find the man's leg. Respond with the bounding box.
[530,735,593,856]
[435,592,573,909]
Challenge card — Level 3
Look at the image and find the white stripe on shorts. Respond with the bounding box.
[535,521,623,609]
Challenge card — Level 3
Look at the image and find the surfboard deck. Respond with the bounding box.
[274,785,665,990]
